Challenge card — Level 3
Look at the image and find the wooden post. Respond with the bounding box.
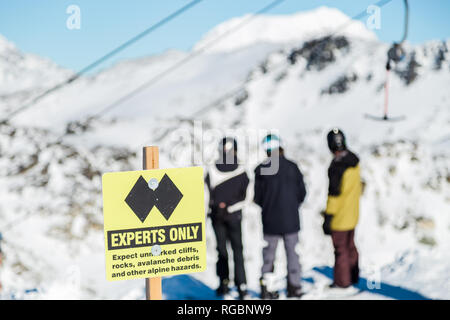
[143,146,162,300]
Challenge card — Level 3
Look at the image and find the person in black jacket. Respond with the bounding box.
[254,134,307,299]
[205,137,250,299]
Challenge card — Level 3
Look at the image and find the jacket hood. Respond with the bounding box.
[334,150,359,167]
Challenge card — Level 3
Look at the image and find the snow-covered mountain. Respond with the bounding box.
[0,34,72,115]
[0,7,449,299]
[193,6,377,53]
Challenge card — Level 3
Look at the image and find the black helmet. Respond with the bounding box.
[327,128,346,152]
[220,137,237,153]
[218,137,238,165]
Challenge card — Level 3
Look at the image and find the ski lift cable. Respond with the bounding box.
[141,41,387,148]
[0,1,397,233]
[0,0,205,125]
[0,0,286,231]
[138,0,396,146]
[6,0,392,147]
[87,0,289,120]
[65,0,395,141]
[400,0,409,44]
[314,0,393,42]
[48,0,289,144]
[0,0,289,232]
[0,0,207,230]
[52,0,393,145]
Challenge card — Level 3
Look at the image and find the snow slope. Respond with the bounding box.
[0,7,449,299]
[193,6,376,53]
[0,34,72,115]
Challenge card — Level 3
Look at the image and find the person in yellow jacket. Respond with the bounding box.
[322,128,362,290]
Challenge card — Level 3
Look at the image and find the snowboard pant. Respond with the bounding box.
[211,217,247,286]
[331,229,359,287]
[261,232,302,287]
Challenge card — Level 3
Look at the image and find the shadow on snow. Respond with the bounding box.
[162,274,262,300]
[161,267,431,300]
[313,266,431,300]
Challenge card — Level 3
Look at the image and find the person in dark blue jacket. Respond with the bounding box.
[254,134,307,299]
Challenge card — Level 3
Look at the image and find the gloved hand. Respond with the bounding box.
[210,202,228,220]
[216,202,228,220]
[322,213,333,235]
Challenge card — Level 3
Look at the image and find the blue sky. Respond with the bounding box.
[0,0,449,72]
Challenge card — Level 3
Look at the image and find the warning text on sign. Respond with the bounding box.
[107,222,202,250]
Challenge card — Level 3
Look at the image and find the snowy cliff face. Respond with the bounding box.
[0,7,449,299]
[0,35,72,115]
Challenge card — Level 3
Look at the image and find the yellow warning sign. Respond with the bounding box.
[102,166,206,281]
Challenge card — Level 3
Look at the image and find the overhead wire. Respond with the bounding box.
[87,0,289,120]
[0,0,205,124]
[62,0,395,144]
[1,0,399,233]
[47,0,289,143]
[139,0,395,145]
[0,0,289,232]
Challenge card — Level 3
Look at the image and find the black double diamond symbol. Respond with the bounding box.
[125,174,183,222]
